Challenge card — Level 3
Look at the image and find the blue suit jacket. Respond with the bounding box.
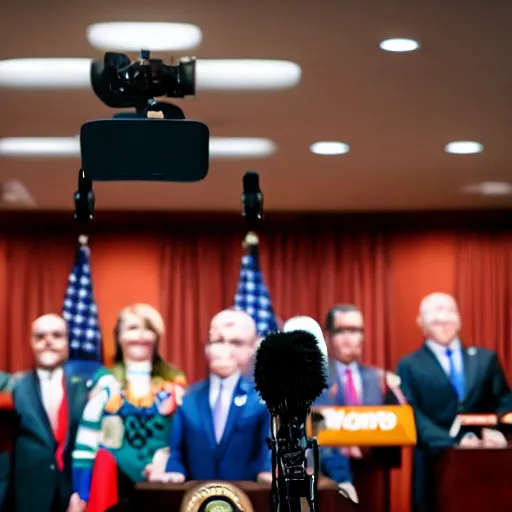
[166,375,272,481]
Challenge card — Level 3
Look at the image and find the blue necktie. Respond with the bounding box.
[446,348,465,401]
[213,381,227,444]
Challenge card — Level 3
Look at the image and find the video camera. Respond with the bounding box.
[80,50,209,183]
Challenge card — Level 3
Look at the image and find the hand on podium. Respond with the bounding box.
[66,493,86,512]
[338,482,359,504]
[340,446,363,459]
[149,471,186,483]
[458,433,482,449]
[256,471,272,484]
[481,428,507,448]
[144,447,171,481]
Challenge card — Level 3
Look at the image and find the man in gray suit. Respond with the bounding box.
[315,304,402,457]
[10,314,90,512]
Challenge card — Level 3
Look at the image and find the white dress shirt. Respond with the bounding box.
[37,366,64,432]
[426,338,464,378]
[335,361,362,402]
[209,371,240,440]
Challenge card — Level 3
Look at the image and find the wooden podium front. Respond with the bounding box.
[433,448,512,511]
[135,480,358,512]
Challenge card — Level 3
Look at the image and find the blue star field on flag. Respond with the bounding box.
[234,250,278,337]
[62,244,102,361]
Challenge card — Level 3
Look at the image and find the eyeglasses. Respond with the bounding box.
[331,327,364,335]
[34,331,66,340]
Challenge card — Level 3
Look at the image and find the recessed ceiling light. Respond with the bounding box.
[379,38,420,52]
[310,141,351,155]
[445,141,484,154]
[0,137,277,159]
[0,137,81,156]
[209,138,277,158]
[0,59,91,89]
[86,22,202,52]
[0,58,301,91]
[462,182,512,196]
[196,59,301,90]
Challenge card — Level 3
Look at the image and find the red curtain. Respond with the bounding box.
[0,215,511,512]
[456,231,512,364]
[159,227,390,383]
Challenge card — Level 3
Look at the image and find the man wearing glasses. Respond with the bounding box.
[316,305,403,456]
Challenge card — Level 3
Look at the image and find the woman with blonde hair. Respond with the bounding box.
[69,303,186,511]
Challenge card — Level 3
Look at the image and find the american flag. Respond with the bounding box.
[62,242,102,361]
[234,244,278,337]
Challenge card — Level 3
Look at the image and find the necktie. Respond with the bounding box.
[344,368,360,405]
[213,381,227,443]
[446,348,465,401]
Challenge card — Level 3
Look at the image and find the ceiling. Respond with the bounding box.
[0,0,511,212]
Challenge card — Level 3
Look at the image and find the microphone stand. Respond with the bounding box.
[268,415,320,512]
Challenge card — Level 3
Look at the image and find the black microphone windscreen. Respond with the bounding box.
[254,330,328,417]
[243,171,260,194]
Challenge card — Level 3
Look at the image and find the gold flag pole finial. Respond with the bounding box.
[78,234,89,246]
[242,231,259,250]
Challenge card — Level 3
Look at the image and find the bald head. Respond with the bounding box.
[31,314,69,370]
[208,309,258,374]
[210,309,257,340]
[417,292,461,346]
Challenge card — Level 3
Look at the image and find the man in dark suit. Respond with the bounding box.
[159,333,272,482]
[11,313,89,512]
[396,292,512,512]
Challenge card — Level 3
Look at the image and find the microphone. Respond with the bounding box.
[241,171,263,226]
[254,324,328,512]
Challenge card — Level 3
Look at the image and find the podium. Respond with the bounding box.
[309,405,416,512]
[433,448,512,511]
[134,480,358,512]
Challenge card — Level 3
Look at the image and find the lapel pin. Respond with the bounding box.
[71,376,82,383]
[467,347,477,356]
[234,395,247,407]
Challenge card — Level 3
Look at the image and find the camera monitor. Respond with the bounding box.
[80,51,209,182]
[80,117,209,182]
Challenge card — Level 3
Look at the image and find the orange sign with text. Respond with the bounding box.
[307,405,417,446]
[457,414,498,426]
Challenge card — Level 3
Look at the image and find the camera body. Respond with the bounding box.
[81,50,209,183]
[91,51,195,114]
